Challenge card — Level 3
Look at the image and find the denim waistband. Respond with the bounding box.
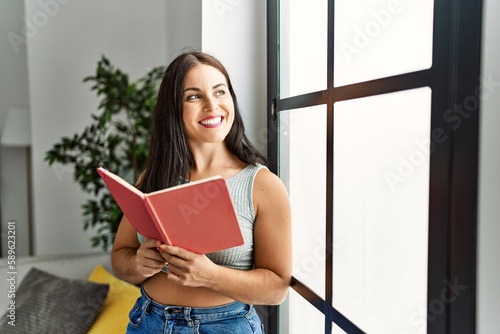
[140,285,250,320]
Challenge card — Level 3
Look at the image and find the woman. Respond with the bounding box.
[111,51,292,334]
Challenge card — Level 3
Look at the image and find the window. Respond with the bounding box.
[267,0,482,333]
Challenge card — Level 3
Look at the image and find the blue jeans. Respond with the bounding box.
[126,286,265,334]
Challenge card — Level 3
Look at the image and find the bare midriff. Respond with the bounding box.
[143,273,235,307]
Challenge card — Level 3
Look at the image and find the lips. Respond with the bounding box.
[199,116,223,127]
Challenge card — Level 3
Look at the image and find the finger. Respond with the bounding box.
[138,255,165,268]
[159,253,183,269]
[138,263,165,278]
[166,266,182,281]
[159,245,189,260]
[138,245,162,260]
[142,239,162,249]
[157,251,189,271]
[138,243,168,267]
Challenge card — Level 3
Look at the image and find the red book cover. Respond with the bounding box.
[97,167,243,254]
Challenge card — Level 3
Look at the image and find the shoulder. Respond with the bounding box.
[135,171,146,186]
[253,167,290,213]
[253,167,283,191]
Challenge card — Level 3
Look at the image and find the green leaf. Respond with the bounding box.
[44,55,163,251]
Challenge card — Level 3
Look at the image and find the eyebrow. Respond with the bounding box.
[184,83,227,92]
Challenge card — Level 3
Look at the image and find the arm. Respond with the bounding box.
[111,215,167,285]
[160,168,292,305]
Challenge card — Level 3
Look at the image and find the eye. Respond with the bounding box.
[186,94,201,101]
[215,89,226,97]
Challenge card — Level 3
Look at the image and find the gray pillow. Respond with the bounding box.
[0,267,109,334]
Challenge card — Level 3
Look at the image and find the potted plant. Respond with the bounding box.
[45,56,164,251]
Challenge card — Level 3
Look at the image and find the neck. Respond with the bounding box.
[188,142,245,180]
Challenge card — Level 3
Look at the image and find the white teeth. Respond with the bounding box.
[200,116,222,126]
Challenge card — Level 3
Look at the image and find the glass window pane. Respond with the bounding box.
[279,105,327,298]
[333,88,431,333]
[280,289,325,334]
[334,0,434,86]
[280,0,328,98]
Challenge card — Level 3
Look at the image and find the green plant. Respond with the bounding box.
[45,55,164,251]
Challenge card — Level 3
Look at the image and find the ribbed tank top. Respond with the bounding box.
[137,163,267,272]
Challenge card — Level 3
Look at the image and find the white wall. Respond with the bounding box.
[202,0,268,154]
[0,0,31,256]
[166,0,202,62]
[25,0,168,255]
[477,0,500,331]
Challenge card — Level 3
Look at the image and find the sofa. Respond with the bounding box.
[0,252,140,333]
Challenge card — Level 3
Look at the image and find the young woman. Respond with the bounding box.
[111,51,292,334]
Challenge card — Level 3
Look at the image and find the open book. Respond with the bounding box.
[97,167,243,254]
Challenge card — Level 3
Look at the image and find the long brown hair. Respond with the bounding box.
[139,51,266,192]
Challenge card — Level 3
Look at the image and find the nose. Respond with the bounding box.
[204,96,218,112]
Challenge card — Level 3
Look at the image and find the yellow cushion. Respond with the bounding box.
[87,265,140,334]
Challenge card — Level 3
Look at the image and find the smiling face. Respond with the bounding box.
[182,64,235,146]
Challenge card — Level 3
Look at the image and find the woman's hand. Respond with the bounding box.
[134,239,169,279]
[158,245,218,288]
[112,215,167,285]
